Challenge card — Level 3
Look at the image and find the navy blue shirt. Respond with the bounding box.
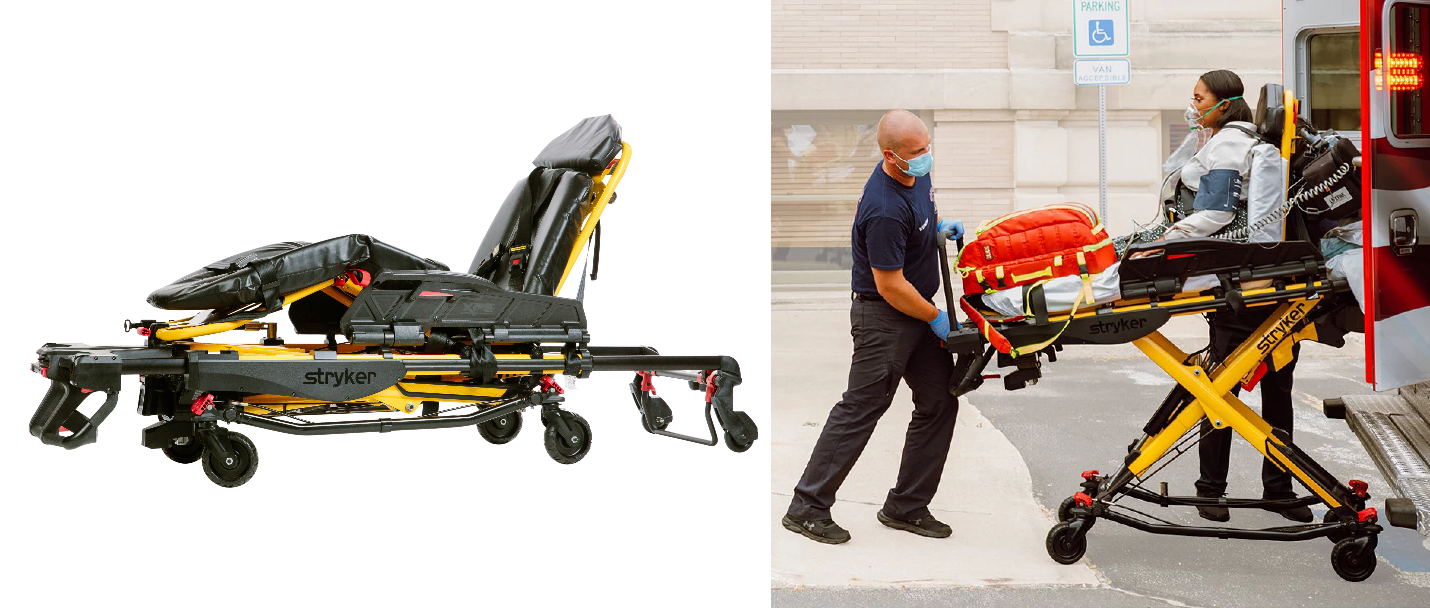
[850,163,940,300]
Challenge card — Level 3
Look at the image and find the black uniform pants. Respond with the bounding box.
[787,299,960,521]
[1194,307,1301,497]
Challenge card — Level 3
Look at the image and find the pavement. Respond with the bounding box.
[772,286,1430,607]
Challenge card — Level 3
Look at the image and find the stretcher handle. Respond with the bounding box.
[936,234,965,330]
[29,380,118,450]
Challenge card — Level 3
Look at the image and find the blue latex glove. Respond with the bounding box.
[937,218,965,241]
[928,309,950,340]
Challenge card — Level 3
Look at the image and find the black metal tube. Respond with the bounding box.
[235,398,530,436]
[1119,486,1323,509]
[1099,509,1335,541]
[121,359,186,375]
[589,355,740,376]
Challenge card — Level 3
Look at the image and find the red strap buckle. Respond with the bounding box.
[1080,469,1100,481]
[335,268,371,288]
[1358,507,1378,523]
[1241,361,1268,391]
[1074,492,1093,507]
[538,375,564,395]
[1348,479,1368,498]
[704,371,719,403]
[636,371,656,395]
[191,393,215,416]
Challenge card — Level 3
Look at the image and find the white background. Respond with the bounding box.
[0,2,771,607]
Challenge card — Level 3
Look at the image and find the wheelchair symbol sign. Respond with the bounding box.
[1089,20,1113,46]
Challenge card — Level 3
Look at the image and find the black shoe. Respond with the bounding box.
[1196,492,1231,523]
[876,510,952,538]
[1262,492,1314,523]
[782,514,851,544]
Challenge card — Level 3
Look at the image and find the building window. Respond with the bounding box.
[771,112,884,270]
[1307,31,1361,133]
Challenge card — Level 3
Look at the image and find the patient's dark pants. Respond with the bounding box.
[1195,307,1301,497]
[787,299,960,522]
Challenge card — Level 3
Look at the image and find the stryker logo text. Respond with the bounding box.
[303,368,380,387]
[1088,317,1146,335]
[1256,303,1309,355]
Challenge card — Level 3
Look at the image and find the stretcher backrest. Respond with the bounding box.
[469,115,623,296]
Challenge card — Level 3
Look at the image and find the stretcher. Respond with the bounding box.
[934,89,1418,582]
[27,115,758,488]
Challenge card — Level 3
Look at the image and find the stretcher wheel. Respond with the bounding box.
[543,411,592,465]
[1045,522,1086,565]
[162,438,204,464]
[477,411,522,445]
[1057,496,1077,522]
[640,396,672,432]
[201,431,259,488]
[1323,510,1352,543]
[722,411,757,453]
[1330,537,1377,582]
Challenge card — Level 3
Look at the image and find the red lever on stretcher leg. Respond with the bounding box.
[191,393,214,416]
[1242,361,1268,391]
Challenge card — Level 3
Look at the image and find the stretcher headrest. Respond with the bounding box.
[1254,84,1285,144]
[532,115,623,175]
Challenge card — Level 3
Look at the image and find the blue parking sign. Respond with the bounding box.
[1089,19,1114,46]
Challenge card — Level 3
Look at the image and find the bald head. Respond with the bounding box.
[877,110,929,154]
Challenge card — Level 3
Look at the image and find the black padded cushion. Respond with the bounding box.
[470,170,594,295]
[148,234,448,311]
[1255,83,1285,144]
[532,115,622,175]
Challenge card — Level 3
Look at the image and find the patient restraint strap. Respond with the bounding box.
[1008,252,1095,358]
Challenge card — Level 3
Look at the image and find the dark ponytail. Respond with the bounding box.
[1199,69,1253,128]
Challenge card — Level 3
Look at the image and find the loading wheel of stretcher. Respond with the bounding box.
[477,411,523,445]
[542,411,592,465]
[162,437,204,464]
[1056,496,1077,522]
[201,431,259,488]
[722,411,757,453]
[1045,522,1087,565]
[1330,536,1377,582]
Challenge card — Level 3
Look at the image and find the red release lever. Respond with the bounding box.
[1348,479,1368,498]
[1358,507,1378,523]
[1242,361,1268,391]
[191,393,215,416]
[636,371,657,395]
[1074,492,1093,507]
[137,327,151,337]
[538,375,564,395]
[704,371,719,404]
[1081,469,1100,480]
[335,268,371,288]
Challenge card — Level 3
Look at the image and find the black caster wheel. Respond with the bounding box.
[543,411,592,465]
[1323,510,1352,544]
[162,438,204,464]
[640,396,673,432]
[1045,522,1087,565]
[201,431,259,488]
[1057,496,1078,522]
[1330,537,1377,582]
[477,411,523,445]
[722,411,758,453]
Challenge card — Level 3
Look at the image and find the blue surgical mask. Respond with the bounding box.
[891,150,933,177]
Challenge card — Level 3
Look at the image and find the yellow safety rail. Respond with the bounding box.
[555,141,632,296]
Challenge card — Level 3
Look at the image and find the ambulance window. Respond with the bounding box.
[1307,32,1361,132]
[1389,3,1430,137]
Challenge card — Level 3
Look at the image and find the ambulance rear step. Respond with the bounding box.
[1328,387,1430,535]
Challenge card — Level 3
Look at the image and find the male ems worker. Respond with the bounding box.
[783,110,965,544]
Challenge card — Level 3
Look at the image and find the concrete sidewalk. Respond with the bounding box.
[771,307,1105,589]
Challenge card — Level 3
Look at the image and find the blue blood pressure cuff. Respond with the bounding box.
[1193,169,1243,213]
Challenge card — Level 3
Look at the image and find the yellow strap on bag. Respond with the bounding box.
[1009,261,1095,358]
